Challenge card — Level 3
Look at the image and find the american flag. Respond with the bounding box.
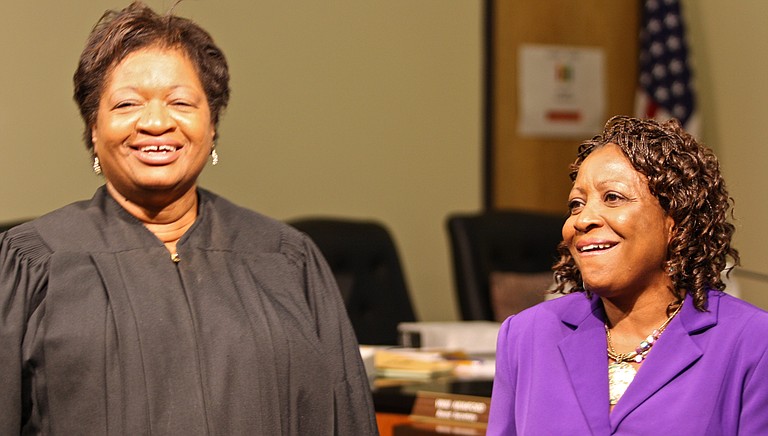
[635,0,698,134]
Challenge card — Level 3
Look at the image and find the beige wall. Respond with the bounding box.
[684,1,768,309]
[0,1,483,321]
[3,0,766,320]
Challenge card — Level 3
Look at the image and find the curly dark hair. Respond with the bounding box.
[552,115,738,311]
[73,1,230,152]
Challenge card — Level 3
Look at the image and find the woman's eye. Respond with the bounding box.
[567,199,584,214]
[604,192,625,204]
[169,95,199,108]
[114,101,136,109]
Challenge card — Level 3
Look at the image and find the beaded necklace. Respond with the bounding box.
[606,301,683,405]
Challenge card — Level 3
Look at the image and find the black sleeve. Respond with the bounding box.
[0,226,50,433]
[300,235,380,435]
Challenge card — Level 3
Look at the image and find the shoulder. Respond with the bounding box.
[15,188,125,252]
[504,292,594,325]
[704,292,768,380]
[683,291,768,362]
[713,290,768,314]
[711,290,768,331]
[1,222,52,268]
[198,189,309,259]
[1,197,95,264]
[499,292,594,340]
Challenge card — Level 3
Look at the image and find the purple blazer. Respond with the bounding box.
[487,289,768,435]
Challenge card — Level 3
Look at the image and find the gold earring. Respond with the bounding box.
[93,156,102,175]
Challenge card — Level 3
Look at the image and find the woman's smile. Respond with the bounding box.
[130,139,184,165]
[575,239,618,254]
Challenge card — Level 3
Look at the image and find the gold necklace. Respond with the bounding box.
[606,301,683,405]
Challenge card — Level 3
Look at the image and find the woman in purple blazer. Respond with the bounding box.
[487,116,768,435]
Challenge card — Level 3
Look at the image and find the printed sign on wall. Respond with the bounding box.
[517,44,606,138]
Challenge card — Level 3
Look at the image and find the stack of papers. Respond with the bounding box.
[375,348,455,379]
[373,348,495,380]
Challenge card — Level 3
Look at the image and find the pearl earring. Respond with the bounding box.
[211,148,219,166]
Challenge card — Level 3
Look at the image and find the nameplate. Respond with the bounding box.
[409,391,491,429]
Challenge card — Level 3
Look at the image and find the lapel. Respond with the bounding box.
[557,294,612,435]
[609,291,719,429]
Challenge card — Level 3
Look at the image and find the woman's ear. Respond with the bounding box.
[665,215,675,244]
[91,127,99,154]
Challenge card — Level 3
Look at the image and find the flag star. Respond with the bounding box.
[664,14,679,28]
[672,81,686,96]
[653,64,667,79]
[669,59,684,74]
[651,41,665,56]
[641,73,652,86]
[648,18,662,34]
[655,87,670,102]
[667,36,681,51]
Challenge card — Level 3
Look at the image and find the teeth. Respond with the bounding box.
[581,244,612,252]
[140,145,177,152]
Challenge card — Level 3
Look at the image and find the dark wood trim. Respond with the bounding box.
[482,0,494,210]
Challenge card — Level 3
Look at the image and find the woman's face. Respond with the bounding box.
[563,143,675,299]
[91,47,214,202]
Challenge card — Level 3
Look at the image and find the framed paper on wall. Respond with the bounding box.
[483,0,639,212]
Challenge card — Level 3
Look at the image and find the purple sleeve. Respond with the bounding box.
[739,334,768,433]
[487,316,517,435]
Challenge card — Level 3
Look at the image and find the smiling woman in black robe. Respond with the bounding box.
[0,2,377,434]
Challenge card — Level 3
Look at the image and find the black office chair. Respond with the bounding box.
[446,210,564,321]
[288,217,417,345]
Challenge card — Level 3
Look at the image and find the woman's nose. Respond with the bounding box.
[137,100,174,134]
[573,201,603,232]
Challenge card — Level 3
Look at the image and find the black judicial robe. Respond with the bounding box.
[0,187,378,435]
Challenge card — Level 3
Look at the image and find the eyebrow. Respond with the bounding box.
[569,179,631,195]
[596,179,621,189]
[111,84,194,92]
